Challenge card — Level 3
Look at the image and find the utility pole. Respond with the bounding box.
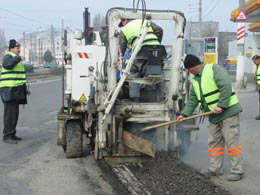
[61,19,64,64]
[236,0,246,89]
[50,24,55,62]
[23,32,25,56]
[40,39,43,64]
[199,0,202,38]
[30,34,33,64]
[61,18,65,111]
[38,38,41,65]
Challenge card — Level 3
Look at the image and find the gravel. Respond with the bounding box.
[128,152,231,195]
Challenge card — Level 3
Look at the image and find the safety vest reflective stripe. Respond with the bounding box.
[206,92,236,106]
[209,152,225,156]
[228,151,242,156]
[192,64,239,111]
[228,146,242,156]
[208,147,224,151]
[208,146,243,156]
[257,66,260,85]
[228,145,242,151]
[0,78,26,81]
[130,32,158,45]
[208,147,225,156]
[1,71,25,75]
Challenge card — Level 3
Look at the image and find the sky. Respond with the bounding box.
[0,0,239,41]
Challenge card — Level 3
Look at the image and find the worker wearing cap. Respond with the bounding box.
[177,54,243,181]
[0,39,30,144]
[252,55,260,120]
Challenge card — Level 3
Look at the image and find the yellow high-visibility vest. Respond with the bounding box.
[192,64,239,111]
[0,52,26,88]
[121,19,160,49]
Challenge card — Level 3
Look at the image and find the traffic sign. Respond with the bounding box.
[236,10,248,21]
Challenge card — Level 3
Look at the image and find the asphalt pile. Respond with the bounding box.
[128,152,231,195]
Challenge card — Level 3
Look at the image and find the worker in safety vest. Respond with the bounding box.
[118,18,163,55]
[0,39,30,144]
[252,55,260,120]
[177,54,243,181]
[118,18,163,101]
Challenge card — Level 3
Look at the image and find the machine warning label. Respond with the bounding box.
[79,94,87,102]
[77,52,92,59]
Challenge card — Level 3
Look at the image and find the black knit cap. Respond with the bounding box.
[9,39,20,49]
[184,54,201,69]
[252,55,260,60]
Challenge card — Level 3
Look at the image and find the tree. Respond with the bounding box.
[29,50,36,63]
[43,49,53,63]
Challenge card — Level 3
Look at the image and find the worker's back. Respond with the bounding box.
[121,19,161,49]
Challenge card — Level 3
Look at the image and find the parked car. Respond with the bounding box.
[33,64,40,69]
[24,63,34,73]
[44,63,58,69]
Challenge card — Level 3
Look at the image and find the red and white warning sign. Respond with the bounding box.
[236,10,248,21]
[237,23,246,44]
[77,52,89,59]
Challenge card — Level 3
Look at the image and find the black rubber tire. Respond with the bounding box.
[65,120,83,158]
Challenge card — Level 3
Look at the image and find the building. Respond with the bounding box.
[228,34,260,73]
[218,32,237,65]
[185,21,219,39]
[20,26,64,65]
[185,22,236,65]
[229,0,260,75]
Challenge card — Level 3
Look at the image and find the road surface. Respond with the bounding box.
[0,79,120,195]
[1,79,260,195]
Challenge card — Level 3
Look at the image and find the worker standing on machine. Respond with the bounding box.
[118,18,163,101]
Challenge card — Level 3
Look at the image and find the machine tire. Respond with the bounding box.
[65,120,83,158]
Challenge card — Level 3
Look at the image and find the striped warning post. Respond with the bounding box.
[237,24,246,44]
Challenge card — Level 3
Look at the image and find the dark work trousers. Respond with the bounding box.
[3,101,19,139]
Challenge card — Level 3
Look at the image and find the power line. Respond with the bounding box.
[203,0,220,18]
[0,19,30,29]
[0,7,46,26]
[186,0,198,21]
[199,0,202,22]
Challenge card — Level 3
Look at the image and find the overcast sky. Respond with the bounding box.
[0,0,239,41]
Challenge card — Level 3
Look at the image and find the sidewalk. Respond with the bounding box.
[233,82,257,94]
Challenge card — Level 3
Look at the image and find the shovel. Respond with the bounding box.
[135,111,214,135]
[123,111,213,158]
[123,131,156,157]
